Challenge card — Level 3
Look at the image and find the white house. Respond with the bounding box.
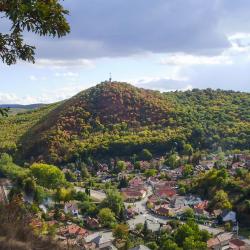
[221,210,236,223]
[64,202,79,216]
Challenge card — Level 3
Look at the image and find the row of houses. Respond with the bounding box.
[121,176,148,202]
[207,232,250,250]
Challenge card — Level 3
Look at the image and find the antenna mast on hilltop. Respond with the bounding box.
[109,72,112,83]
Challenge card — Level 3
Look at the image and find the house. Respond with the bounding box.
[129,245,151,250]
[85,217,101,229]
[125,161,134,172]
[83,232,115,250]
[185,195,202,206]
[147,194,160,206]
[229,239,249,250]
[153,180,177,189]
[155,204,171,216]
[170,196,187,208]
[121,188,147,202]
[221,210,237,223]
[60,224,89,238]
[155,187,176,199]
[207,232,233,250]
[64,202,79,216]
[129,176,144,187]
[194,200,209,215]
[147,176,160,187]
[125,207,138,219]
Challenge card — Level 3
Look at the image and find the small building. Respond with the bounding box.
[129,176,144,187]
[229,238,248,250]
[194,200,209,216]
[83,233,115,250]
[155,204,170,216]
[221,210,237,223]
[60,223,88,238]
[85,217,100,229]
[121,188,147,202]
[155,187,176,199]
[64,202,79,216]
[207,232,233,250]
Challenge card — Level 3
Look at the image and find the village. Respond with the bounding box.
[0,150,250,250]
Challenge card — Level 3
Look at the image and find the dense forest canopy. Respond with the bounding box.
[0,82,249,164]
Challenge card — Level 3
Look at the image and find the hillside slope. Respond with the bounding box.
[0,82,249,164]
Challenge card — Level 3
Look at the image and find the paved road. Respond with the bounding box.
[125,185,169,231]
[75,187,106,202]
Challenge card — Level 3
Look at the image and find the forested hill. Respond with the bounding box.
[0,82,249,164]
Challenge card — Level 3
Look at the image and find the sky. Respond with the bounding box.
[1,0,250,104]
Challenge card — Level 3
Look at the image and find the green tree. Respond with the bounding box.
[183,208,195,219]
[98,208,116,227]
[161,239,181,250]
[146,242,158,250]
[211,190,232,210]
[183,164,194,177]
[54,188,72,203]
[166,153,179,169]
[101,189,124,217]
[174,223,195,246]
[135,223,143,232]
[113,224,129,241]
[144,169,157,178]
[30,163,66,189]
[117,161,126,172]
[81,166,90,179]
[0,153,13,165]
[140,149,153,161]
[142,220,149,240]
[80,200,97,216]
[183,236,207,250]
[23,177,36,195]
[0,108,9,117]
[183,143,193,159]
[134,161,141,170]
[0,0,70,65]
[33,186,47,203]
[65,171,77,182]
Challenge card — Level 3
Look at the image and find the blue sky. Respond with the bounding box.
[1,0,250,104]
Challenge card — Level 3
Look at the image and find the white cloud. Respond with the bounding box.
[29,75,38,81]
[160,53,233,66]
[29,75,47,81]
[0,92,40,104]
[35,58,95,69]
[55,72,80,77]
[0,83,90,105]
[132,75,192,92]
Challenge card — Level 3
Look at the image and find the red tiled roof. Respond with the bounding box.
[229,239,245,247]
[207,238,220,248]
[61,224,88,237]
[194,200,209,210]
[155,187,176,198]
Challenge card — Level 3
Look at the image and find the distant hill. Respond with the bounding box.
[0,82,249,164]
[0,104,45,109]
[0,104,45,115]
